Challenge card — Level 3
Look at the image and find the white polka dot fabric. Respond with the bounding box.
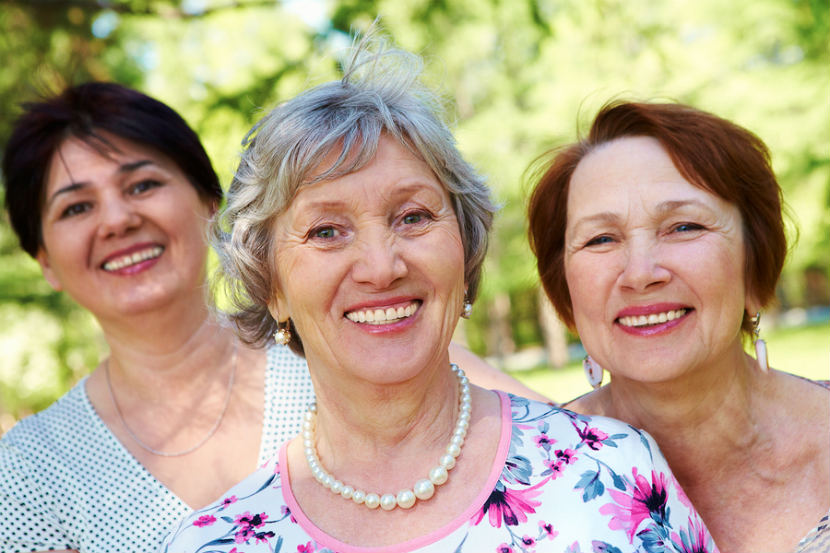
[0,345,314,553]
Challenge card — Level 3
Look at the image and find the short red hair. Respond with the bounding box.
[527,101,786,333]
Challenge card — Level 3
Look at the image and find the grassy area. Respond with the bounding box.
[509,322,830,404]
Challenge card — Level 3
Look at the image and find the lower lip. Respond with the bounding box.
[103,255,162,276]
[615,311,690,336]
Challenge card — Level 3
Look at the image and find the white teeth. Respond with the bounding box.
[103,246,163,271]
[618,309,687,328]
[346,302,420,325]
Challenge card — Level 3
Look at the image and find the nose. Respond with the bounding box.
[618,237,670,292]
[351,227,407,289]
[96,194,141,239]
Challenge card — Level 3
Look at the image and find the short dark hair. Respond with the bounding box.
[2,82,222,257]
[528,101,786,334]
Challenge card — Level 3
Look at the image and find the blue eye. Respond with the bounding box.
[586,235,613,247]
[673,223,704,233]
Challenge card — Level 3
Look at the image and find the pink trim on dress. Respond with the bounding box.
[279,390,514,553]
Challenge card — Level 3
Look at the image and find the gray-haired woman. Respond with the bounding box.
[162,36,717,553]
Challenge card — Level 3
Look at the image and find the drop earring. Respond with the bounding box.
[461,299,473,319]
[751,312,768,373]
[583,355,603,389]
[273,320,292,346]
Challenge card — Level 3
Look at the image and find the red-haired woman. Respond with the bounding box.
[528,101,829,553]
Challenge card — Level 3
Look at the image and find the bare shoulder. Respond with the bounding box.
[448,343,552,403]
[560,385,612,417]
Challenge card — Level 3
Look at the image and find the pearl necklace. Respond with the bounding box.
[303,363,471,511]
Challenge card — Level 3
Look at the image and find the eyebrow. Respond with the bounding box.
[45,159,156,207]
[569,199,712,234]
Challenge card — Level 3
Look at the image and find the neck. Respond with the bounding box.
[602,344,771,484]
[100,306,234,401]
[309,355,461,467]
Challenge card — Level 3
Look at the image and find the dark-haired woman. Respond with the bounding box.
[528,100,829,552]
[0,82,543,553]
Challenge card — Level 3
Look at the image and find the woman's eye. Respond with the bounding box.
[402,212,423,225]
[312,226,338,239]
[672,222,704,233]
[129,179,162,195]
[585,235,614,247]
[60,202,91,219]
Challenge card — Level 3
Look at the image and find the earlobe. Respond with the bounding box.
[267,291,289,323]
[36,249,63,292]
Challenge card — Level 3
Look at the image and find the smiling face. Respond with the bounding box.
[269,135,466,385]
[564,136,751,383]
[37,134,214,322]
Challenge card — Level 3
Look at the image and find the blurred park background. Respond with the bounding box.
[0,0,828,433]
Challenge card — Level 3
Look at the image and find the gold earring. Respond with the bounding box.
[273,320,291,346]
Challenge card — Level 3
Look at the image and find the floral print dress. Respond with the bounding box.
[161,393,718,553]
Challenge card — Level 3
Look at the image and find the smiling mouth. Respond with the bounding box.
[102,246,164,271]
[617,308,689,328]
[345,301,421,325]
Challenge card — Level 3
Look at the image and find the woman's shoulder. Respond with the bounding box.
[2,377,94,454]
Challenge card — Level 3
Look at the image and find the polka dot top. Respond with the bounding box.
[0,345,314,553]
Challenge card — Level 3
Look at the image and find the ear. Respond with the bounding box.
[36,248,63,292]
[266,289,290,324]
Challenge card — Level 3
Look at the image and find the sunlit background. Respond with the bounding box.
[1,0,828,432]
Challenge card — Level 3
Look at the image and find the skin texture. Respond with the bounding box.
[562,136,830,553]
[272,136,505,545]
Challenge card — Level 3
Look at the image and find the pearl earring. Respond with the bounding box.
[461,301,473,319]
[751,312,768,373]
[583,355,603,389]
[273,320,292,346]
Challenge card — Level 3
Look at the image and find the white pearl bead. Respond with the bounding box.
[396,489,416,509]
[364,493,380,509]
[380,493,397,511]
[413,479,435,500]
[439,453,456,469]
[302,366,471,511]
[429,466,448,485]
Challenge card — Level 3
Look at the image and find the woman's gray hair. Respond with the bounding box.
[213,33,496,354]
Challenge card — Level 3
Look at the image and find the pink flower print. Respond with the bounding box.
[220,495,238,510]
[233,512,269,544]
[533,433,556,451]
[298,542,315,553]
[539,520,559,540]
[542,458,566,479]
[671,515,717,553]
[193,514,216,527]
[281,504,298,523]
[229,548,242,553]
[254,530,276,544]
[599,468,669,543]
[234,511,268,529]
[555,448,577,465]
[577,426,609,450]
[474,482,544,528]
[521,534,537,546]
[496,544,514,553]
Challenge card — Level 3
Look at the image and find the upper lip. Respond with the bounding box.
[344,297,421,315]
[614,302,690,320]
[99,242,164,268]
